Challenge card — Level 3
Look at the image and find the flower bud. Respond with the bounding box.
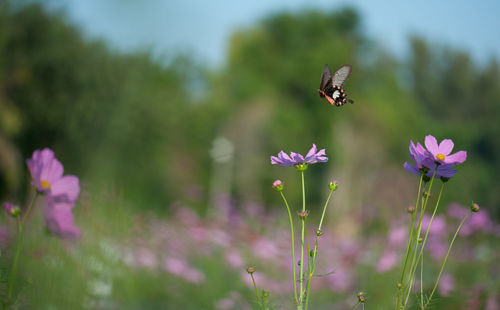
[422,191,430,198]
[316,230,323,237]
[298,210,309,220]
[471,202,480,213]
[397,283,402,289]
[329,180,339,191]
[246,266,256,274]
[407,206,415,214]
[272,180,284,192]
[3,202,20,217]
[357,292,366,303]
[417,237,423,243]
[309,250,315,257]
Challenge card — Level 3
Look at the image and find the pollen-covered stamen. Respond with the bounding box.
[436,153,445,161]
[332,90,340,99]
[40,180,51,190]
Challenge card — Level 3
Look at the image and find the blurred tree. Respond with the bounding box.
[0,1,214,210]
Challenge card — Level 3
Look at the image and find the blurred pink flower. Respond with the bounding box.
[253,238,280,260]
[460,209,494,236]
[44,198,81,239]
[376,250,398,273]
[438,273,455,296]
[225,250,244,269]
[326,268,352,292]
[486,296,499,310]
[420,214,447,236]
[164,257,205,284]
[426,236,448,260]
[388,224,408,247]
[447,203,469,219]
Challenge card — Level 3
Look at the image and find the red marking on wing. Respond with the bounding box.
[319,89,336,105]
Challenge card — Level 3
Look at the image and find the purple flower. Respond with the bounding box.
[44,198,81,239]
[424,135,467,165]
[404,159,457,179]
[271,144,328,166]
[403,137,466,179]
[26,148,80,202]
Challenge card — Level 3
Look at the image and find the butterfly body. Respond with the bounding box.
[318,64,354,107]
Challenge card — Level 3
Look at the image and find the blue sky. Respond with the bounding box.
[44,0,500,67]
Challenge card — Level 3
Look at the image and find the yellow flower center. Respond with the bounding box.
[41,180,51,190]
[436,153,445,161]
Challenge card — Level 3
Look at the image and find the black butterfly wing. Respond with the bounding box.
[332,64,352,86]
[319,64,332,91]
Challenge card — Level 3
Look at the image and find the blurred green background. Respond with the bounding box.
[0,0,499,309]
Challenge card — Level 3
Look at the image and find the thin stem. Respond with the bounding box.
[250,273,260,307]
[420,252,424,310]
[298,170,306,309]
[280,191,298,304]
[396,173,424,310]
[6,192,39,304]
[424,211,471,308]
[350,300,360,310]
[304,188,335,310]
[318,189,334,232]
[404,180,444,306]
[403,170,437,307]
[304,221,311,310]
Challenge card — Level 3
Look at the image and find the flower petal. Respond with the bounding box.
[425,135,439,155]
[50,175,80,202]
[44,200,80,239]
[404,162,420,175]
[438,139,454,156]
[444,150,467,165]
[305,144,317,159]
[271,156,293,166]
[290,152,304,163]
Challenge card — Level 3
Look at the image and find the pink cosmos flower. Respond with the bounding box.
[271,144,328,166]
[424,135,467,165]
[404,140,458,178]
[26,148,80,202]
[44,198,81,239]
[25,148,81,239]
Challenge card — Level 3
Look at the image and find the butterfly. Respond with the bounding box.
[318,64,354,107]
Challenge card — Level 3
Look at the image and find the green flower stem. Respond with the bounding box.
[350,300,360,310]
[403,169,437,307]
[298,170,306,309]
[420,252,424,310]
[304,188,334,310]
[304,220,311,310]
[6,191,39,306]
[280,191,298,304]
[404,180,444,306]
[250,273,260,307]
[424,210,471,309]
[395,173,424,310]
